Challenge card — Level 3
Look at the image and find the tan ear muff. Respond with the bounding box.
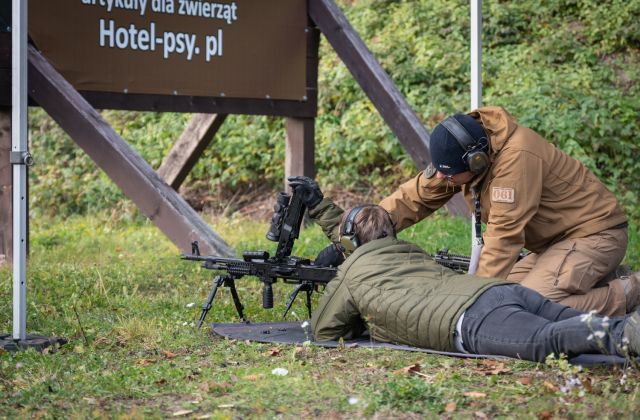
[339,206,365,256]
[339,236,358,256]
[466,148,491,174]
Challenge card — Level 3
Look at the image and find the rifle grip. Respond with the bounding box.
[263,282,274,309]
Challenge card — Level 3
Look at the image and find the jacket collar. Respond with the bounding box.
[462,106,519,189]
[340,236,402,272]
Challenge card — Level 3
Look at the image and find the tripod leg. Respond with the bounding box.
[305,288,313,318]
[197,275,226,328]
[282,283,305,320]
[226,278,247,322]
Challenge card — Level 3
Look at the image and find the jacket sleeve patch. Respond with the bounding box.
[423,163,437,179]
[491,187,515,203]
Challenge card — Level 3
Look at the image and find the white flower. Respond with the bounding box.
[348,397,359,405]
[580,310,597,322]
[594,331,606,339]
[271,368,289,376]
[587,334,594,341]
[568,377,581,387]
[186,302,195,308]
[182,321,188,326]
[301,321,310,329]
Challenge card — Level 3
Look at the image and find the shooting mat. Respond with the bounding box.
[211,322,634,367]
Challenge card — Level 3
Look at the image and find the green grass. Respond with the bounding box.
[1,213,639,418]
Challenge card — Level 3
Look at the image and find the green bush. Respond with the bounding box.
[27,0,640,222]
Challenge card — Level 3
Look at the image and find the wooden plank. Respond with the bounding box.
[27,45,234,257]
[280,21,319,190]
[285,117,315,183]
[309,0,467,216]
[0,107,11,265]
[158,114,227,190]
[75,91,317,117]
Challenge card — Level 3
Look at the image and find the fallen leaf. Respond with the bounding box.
[295,346,304,353]
[0,348,5,356]
[537,410,553,419]
[464,392,487,398]
[519,377,531,385]
[394,363,421,376]
[155,378,167,385]
[218,404,234,408]
[472,360,510,376]
[82,397,97,405]
[543,380,558,392]
[162,350,178,359]
[474,411,488,419]
[172,409,193,417]
[267,347,281,357]
[199,381,232,394]
[244,374,260,381]
[445,401,457,412]
[581,378,593,393]
[137,359,156,366]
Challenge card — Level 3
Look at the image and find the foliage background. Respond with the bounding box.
[28,0,640,222]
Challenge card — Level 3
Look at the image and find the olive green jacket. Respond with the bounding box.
[311,237,503,351]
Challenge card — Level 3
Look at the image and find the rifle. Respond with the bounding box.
[432,248,471,273]
[182,186,337,327]
[432,248,530,273]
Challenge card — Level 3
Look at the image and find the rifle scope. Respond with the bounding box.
[266,192,290,242]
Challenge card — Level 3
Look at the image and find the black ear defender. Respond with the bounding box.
[440,116,490,174]
[339,206,365,256]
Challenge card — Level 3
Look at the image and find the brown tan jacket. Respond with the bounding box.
[378,106,627,278]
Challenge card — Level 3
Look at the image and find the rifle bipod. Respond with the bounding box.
[282,281,314,320]
[197,274,246,328]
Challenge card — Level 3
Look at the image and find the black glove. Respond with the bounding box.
[314,244,345,268]
[287,176,324,209]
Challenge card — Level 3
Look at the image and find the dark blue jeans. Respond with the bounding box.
[460,284,627,362]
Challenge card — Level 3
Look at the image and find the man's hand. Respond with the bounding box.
[287,176,324,209]
[313,244,345,268]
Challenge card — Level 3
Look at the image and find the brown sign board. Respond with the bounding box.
[28,0,307,100]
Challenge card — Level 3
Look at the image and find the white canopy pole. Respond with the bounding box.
[470,0,482,110]
[469,0,483,274]
[12,0,29,341]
